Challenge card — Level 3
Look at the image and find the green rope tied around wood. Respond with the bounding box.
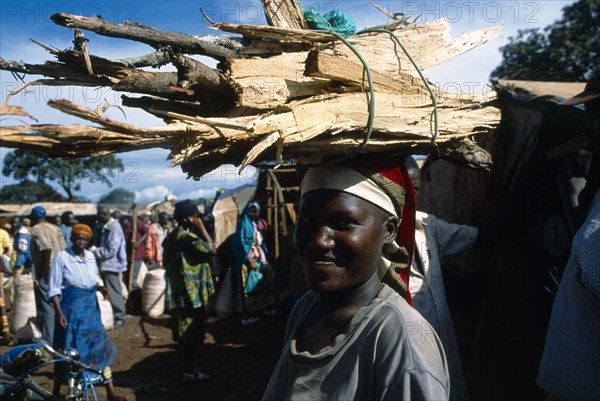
[357,27,440,145]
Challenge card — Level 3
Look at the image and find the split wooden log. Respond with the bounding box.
[349,21,502,75]
[0,4,503,176]
[50,13,240,61]
[304,49,427,95]
[234,91,498,168]
[278,136,493,169]
[261,0,307,29]
[0,89,499,177]
[214,18,500,75]
[226,19,500,108]
[0,104,37,121]
[0,125,172,156]
[226,52,333,109]
[0,56,185,100]
[114,48,174,69]
[1,49,236,110]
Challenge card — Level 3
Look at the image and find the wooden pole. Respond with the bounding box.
[267,170,289,237]
[266,172,273,230]
[273,183,280,261]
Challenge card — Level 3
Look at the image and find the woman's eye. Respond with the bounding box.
[335,219,355,228]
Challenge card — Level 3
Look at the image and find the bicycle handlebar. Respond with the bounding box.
[35,339,103,376]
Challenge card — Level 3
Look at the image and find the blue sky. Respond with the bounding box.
[0,0,574,203]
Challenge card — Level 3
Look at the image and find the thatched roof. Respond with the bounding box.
[496,80,586,101]
[0,202,159,217]
[0,203,98,217]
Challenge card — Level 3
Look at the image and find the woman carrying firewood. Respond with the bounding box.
[261,156,449,401]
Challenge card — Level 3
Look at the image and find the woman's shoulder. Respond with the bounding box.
[368,286,449,386]
[53,248,75,265]
[369,285,438,339]
[56,248,74,258]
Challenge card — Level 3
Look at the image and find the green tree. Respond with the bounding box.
[2,149,124,201]
[194,197,215,211]
[99,187,136,204]
[491,0,599,81]
[0,180,68,203]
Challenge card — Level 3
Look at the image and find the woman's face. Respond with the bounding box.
[294,189,397,293]
[248,205,259,221]
[72,233,90,251]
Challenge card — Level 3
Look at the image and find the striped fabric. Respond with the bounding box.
[537,189,600,401]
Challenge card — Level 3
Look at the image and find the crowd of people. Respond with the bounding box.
[0,195,280,392]
[0,73,598,400]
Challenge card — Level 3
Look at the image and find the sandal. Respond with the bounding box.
[182,369,210,382]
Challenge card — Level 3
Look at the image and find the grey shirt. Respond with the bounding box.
[93,219,127,273]
[537,189,600,401]
[262,285,450,401]
[410,212,477,401]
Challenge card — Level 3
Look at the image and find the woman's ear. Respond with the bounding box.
[383,215,399,244]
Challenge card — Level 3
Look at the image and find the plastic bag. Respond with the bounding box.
[244,270,266,295]
[304,8,356,36]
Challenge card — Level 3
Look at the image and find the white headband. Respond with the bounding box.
[300,164,397,218]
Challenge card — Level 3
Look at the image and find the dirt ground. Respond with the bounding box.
[1,309,287,401]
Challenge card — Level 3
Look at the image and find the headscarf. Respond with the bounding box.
[230,201,268,288]
[299,156,416,303]
[72,223,93,239]
[174,199,199,220]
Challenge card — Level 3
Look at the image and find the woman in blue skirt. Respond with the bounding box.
[48,223,127,401]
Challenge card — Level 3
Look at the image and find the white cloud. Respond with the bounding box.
[87,192,103,203]
[134,185,172,204]
[178,187,221,200]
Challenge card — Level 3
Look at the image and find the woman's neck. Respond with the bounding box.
[317,272,383,316]
[71,245,85,258]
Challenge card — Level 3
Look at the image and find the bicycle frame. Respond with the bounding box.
[0,339,104,401]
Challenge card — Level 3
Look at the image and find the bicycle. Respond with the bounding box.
[0,338,106,400]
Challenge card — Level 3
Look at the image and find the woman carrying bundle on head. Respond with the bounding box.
[262,156,450,401]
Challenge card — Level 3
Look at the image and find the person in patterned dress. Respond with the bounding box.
[162,199,216,382]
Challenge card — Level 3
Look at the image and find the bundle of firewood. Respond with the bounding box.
[0,0,501,178]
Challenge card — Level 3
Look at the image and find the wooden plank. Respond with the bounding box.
[304,49,427,95]
[209,21,338,43]
[344,19,501,76]
[262,0,307,29]
[219,19,500,76]
[227,53,333,109]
